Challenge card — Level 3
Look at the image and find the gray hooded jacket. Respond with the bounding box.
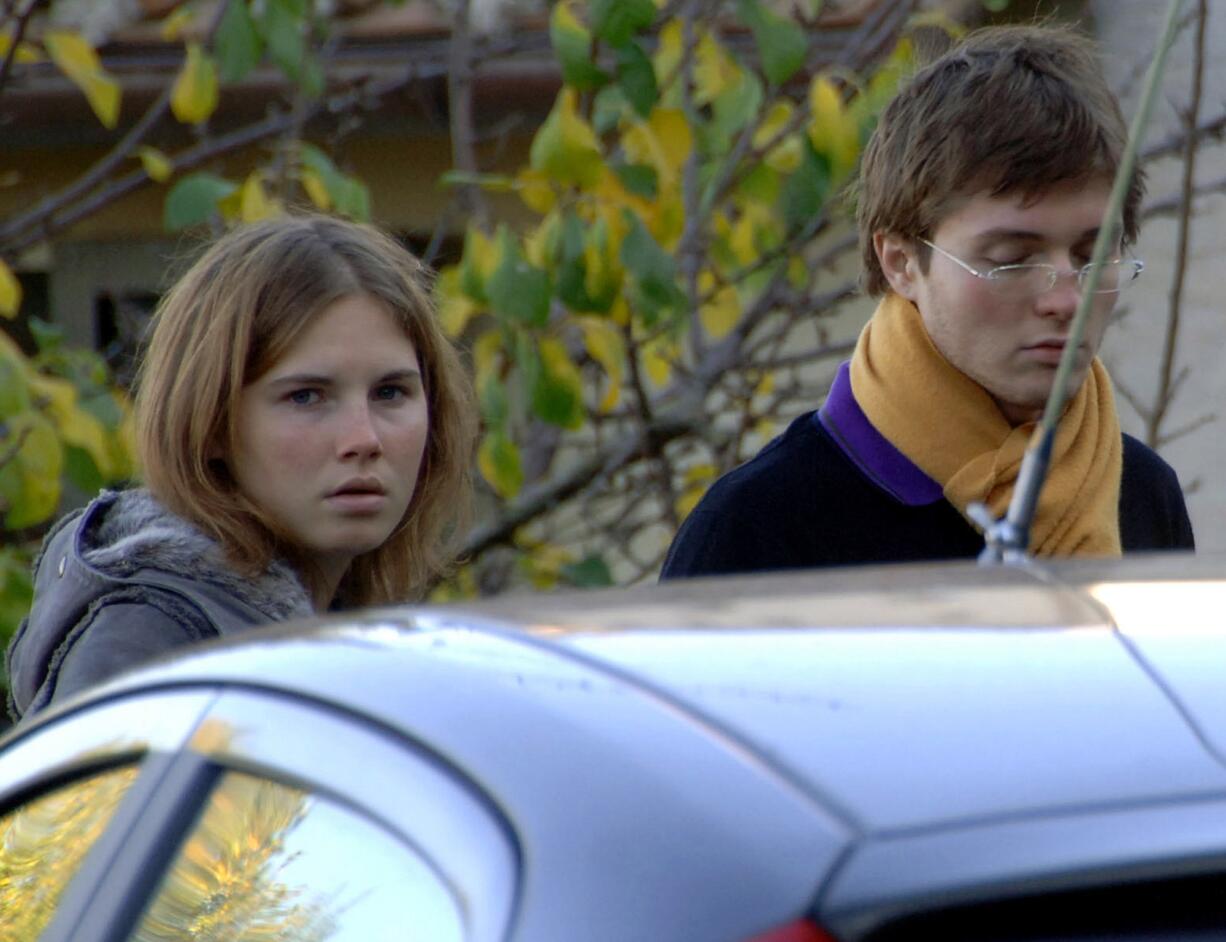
[6,488,311,721]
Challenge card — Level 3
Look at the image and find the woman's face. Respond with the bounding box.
[230,293,429,587]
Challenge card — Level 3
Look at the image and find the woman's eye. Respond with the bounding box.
[288,388,321,406]
[373,384,409,402]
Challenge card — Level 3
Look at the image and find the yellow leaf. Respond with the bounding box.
[435,267,476,338]
[693,32,740,106]
[807,76,860,181]
[755,371,776,398]
[137,146,174,183]
[698,272,740,339]
[523,542,575,591]
[0,32,42,64]
[753,101,802,173]
[25,373,115,478]
[622,108,691,188]
[640,335,676,387]
[651,189,686,250]
[44,31,120,129]
[460,227,500,299]
[652,19,683,92]
[0,258,20,319]
[478,431,523,499]
[300,169,331,210]
[609,295,631,327]
[583,206,626,302]
[0,412,63,529]
[473,329,504,379]
[523,213,558,269]
[530,88,604,190]
[674,464,716,520]
[579,317,626,413]
[160,7,196,41]
[171,42,219,125]
[238,172,280,223]
[516,168,556,215]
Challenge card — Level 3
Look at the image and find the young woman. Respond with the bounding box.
[7,215,476,719]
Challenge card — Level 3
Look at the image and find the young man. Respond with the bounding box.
[661,25,1194,579]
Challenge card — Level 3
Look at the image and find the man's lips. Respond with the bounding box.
[1022,339,1080,365]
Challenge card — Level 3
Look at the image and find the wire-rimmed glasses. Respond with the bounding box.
[919,239,1144,296]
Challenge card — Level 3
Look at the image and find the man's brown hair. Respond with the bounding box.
[135,214,477,606]
[858,24,1144,296]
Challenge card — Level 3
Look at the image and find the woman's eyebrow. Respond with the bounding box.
[266,373,333,387]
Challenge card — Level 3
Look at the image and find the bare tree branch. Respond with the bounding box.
[1146,0,1207,448]
[0,0,37,104]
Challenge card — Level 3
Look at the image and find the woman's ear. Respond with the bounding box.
[874,231,921,302]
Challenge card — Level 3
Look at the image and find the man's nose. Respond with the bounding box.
[1036,268,1082,319]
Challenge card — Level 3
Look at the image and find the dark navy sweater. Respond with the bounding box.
[661,364,1194,579]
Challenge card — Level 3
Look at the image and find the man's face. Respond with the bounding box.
[876,177,1119,425]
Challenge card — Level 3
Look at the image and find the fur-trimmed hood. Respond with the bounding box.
[84,488,312,622]
[6,488,311,720]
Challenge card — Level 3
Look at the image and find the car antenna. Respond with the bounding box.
[971,0,1187,566]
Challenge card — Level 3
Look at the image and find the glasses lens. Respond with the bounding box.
[1084,260,1138,294]
[987,265,1053,296]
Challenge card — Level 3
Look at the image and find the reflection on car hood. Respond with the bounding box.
[51,552,1226,838]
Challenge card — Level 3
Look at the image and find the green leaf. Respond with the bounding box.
[78,389,122,428]
[620,212,684,327]
[333,176,370,221]
[782,140,831,231]
[616,39,658,117]
[163,172,237,231]
[550,2,609,91]
[737,0,808,86]
[614,162,658,199]
[592,84,630,135]
[0,357,29,418]
[216,0,263,83]
[983,0,1010,9]
[28,318,63,354]
[590,0,656,48]
[737,161,780,204]
[478,430,523,498]
[530,337,585,429]
[0,548,34,645]
[561,554,615,588]
[478,373,509,427]
[487,227,551,327]
[711,69,764,143]
[555,212,600,313]
[64,443,105,495]
[259,0,306,83]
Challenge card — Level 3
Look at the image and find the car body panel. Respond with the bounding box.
[5,553,1226,940]
[46,620,848,942]
[561,626,1226,832]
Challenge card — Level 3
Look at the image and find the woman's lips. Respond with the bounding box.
[325,492,388,514]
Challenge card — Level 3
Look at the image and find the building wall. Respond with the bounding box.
[1090,0,1226,551]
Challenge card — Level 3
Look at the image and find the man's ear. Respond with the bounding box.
[874,232,921,301]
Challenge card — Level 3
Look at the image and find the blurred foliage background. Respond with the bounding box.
[18,0,1193,692]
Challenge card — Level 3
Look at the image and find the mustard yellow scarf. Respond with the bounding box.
[849,293,1122,556]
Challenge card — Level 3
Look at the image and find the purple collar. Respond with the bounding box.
[817,362,944,506]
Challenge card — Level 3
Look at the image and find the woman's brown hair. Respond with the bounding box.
[135,214,476,606]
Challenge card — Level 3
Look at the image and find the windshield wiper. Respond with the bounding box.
[972,0,1188,566]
